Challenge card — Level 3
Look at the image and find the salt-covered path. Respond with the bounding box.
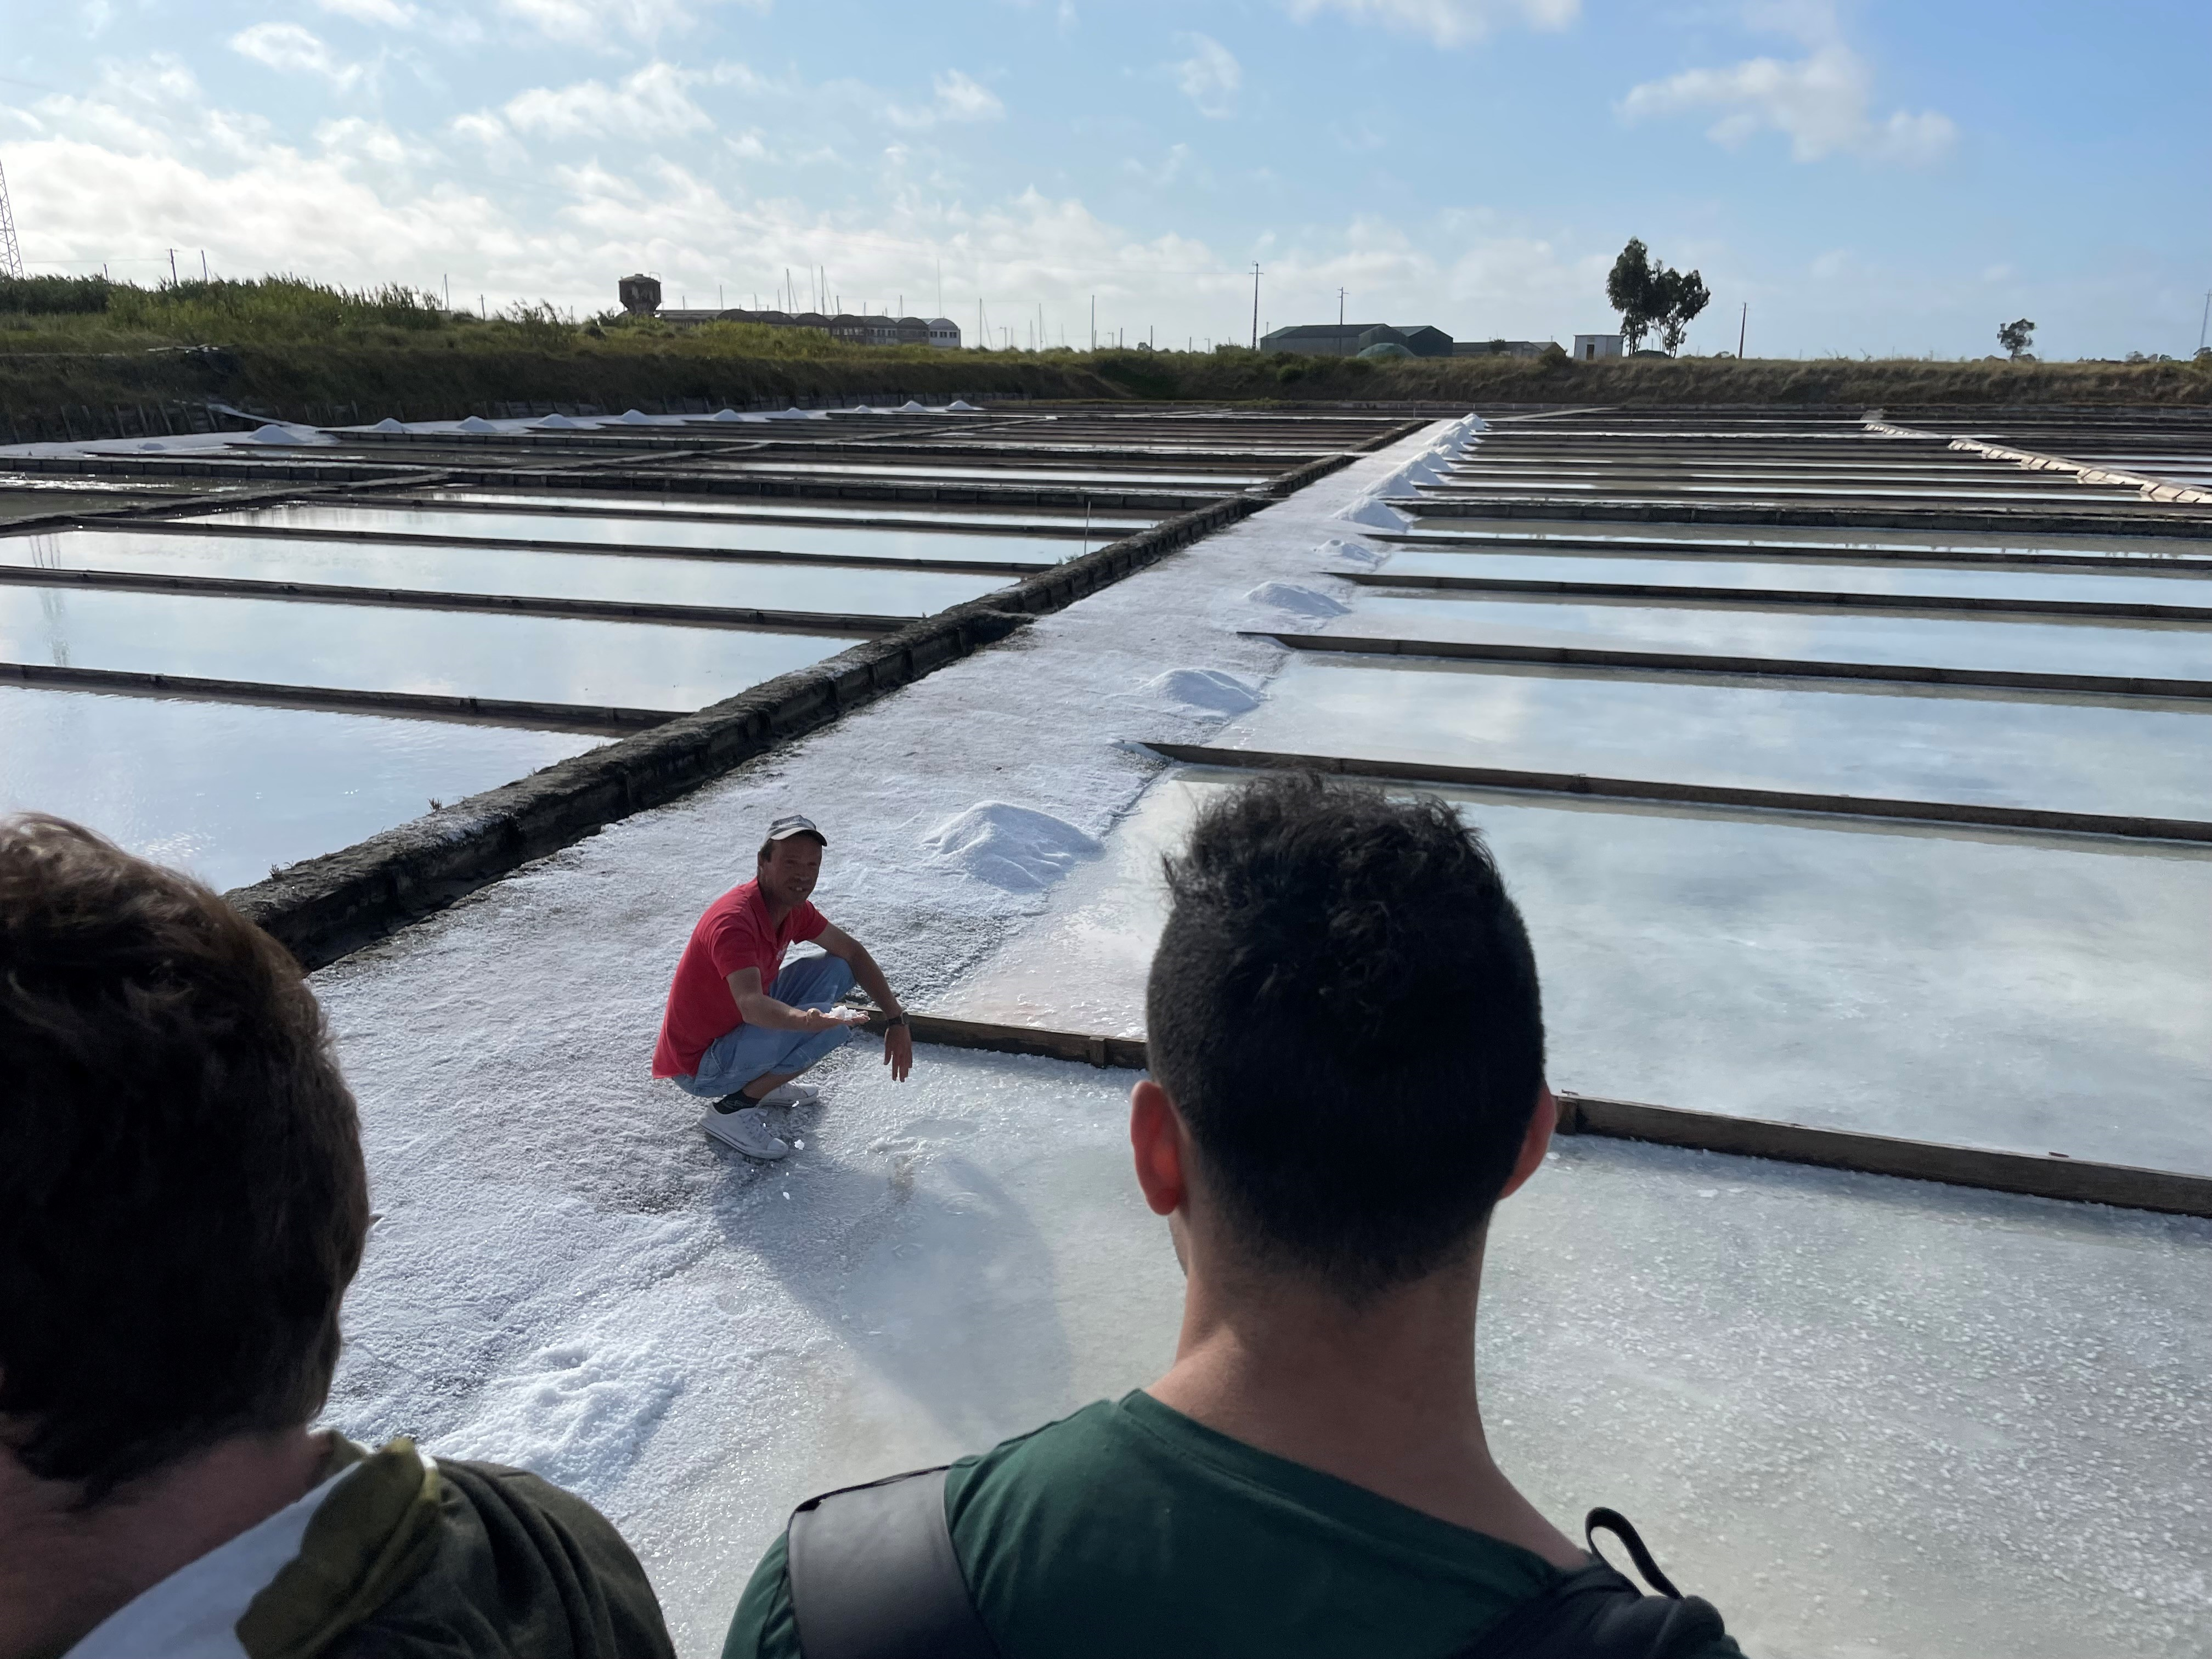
[319,425,2212,1658]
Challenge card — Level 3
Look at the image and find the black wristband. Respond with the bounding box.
[885,1012,910,1028]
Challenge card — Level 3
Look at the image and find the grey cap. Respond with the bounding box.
[766,812,826,847]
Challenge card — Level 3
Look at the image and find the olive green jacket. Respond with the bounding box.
[238,1436,675,1659]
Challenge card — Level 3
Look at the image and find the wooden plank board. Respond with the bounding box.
[884,1012,2212,1218]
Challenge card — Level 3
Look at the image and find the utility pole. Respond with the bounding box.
[1250,262,1262,350]
[167,248,179,285]
[200,250,208,281]
[1090,294,1096,351]
[0,159,23,279]
[2199,289,2211,354]
[1338,286,1346,326]
[1738,301,1747,359]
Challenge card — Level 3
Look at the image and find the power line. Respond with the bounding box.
[0,159,21,279]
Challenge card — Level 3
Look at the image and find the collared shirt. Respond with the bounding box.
[651,879,828,1077]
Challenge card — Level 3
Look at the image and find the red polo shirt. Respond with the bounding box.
[651,879,828,1078]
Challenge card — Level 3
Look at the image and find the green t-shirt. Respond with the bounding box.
[724,1390,1742,1659]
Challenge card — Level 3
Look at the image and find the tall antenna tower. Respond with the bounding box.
[0,160,24,280]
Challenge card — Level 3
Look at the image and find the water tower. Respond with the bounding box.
[617,274,661,317]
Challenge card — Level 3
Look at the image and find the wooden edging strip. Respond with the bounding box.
[222,464,1361,969]
[1393,496,2212,539]
[1370,531,2212,574]
[265,491,1135,540]
[1259,630,2212,703]
[1140,741,2212,845]
[0,566,903,637]
[82,519,1058,577]
[0,661,664,736]
[1334,569,2212,623]
[433,467,1220,515]
[890,1013,2212,1218]
[1867,420,2212,506]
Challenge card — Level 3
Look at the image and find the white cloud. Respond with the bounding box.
[1169,34,1240,119]
[495,0,765,50]
[888,70,1005,128]
[315,0,419,25]
[500,63,713,139]
[229,22,366,89]
[1284,0,1578,49]
[1620,5,1954,165]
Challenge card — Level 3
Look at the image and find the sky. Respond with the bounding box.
[2,0,2207,359]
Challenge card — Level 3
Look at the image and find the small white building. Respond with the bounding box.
[1573,334,1623,362]
[926,318,961,349]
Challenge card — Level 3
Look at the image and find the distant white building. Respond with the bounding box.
[1573,334,1623,362]
[926,318,961,349]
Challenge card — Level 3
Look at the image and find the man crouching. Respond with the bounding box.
[652,814,913,1160]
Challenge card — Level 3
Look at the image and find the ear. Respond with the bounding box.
[1496,1082,1558,1204]
[1129,1078,1187,1218]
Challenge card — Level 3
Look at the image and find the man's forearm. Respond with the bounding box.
[734,992,827,1031]
[843,944,902,1018]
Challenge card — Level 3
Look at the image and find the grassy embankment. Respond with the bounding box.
[3,276,2206,437]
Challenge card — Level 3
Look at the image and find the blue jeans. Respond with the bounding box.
[673,955,859,1100]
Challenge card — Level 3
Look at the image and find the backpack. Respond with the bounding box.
[783,1468,1730,1659]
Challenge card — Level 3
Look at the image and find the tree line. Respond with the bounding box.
[1605,239,1710,355]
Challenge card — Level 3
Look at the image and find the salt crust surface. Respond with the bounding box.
[315,426,2212,1655]
[320,435,1416,1651]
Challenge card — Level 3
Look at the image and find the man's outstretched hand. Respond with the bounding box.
[794,1007,870,1035]
[883,1022,913,1082]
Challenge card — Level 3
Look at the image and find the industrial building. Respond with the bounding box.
[1260,321,1455,358]
[1573,332,1624,361]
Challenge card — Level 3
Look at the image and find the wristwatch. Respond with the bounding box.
[884,1012,910,1029]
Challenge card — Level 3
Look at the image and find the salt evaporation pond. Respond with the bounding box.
[5,529,1012,617]
[321,1036,2212,1659]
[179,504,1121,563]
[0,684,597,890]
[1368,548,2212,610]
[1319,592,2212,683]
[943,769,2212,1173]
[0,585,851,712]
[1398,518,2212,564]
[1221,654,2212,823]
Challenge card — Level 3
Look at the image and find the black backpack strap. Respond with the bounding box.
[785,1466,1001,1659]
[1446,1510,1729,1659]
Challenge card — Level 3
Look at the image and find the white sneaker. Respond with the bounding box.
[701,1105,789,1160]
[753,1081,820,1109]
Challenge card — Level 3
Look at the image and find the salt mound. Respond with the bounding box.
[617,409,653,424]
[246,424,300,444]
[921,802,1103,894]
[138,441,165,452]
[709,408,749,421]
[1246,580,1348,619]
[947,400,979,412]
[373,417,408,433]
[533,413,582,430]
[456,415,498,433]
[1145,668,1262,717]
[1339,494,1412,531]
[899,400,928,411]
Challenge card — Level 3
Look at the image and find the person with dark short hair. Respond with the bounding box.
[652,813,914,1161]
[0,814,676,1659]
[724,774,1741,1658]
